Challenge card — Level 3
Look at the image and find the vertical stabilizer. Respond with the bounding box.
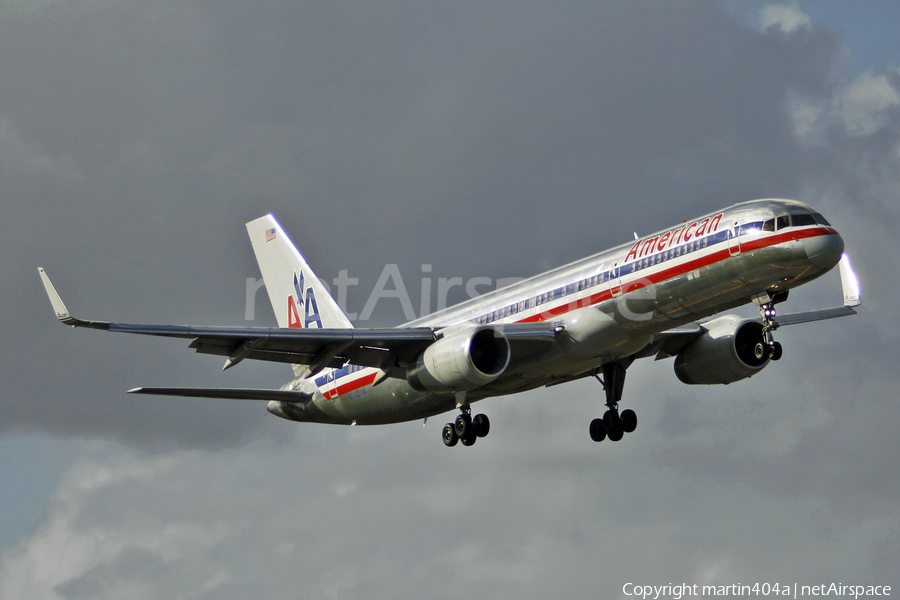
[246,215,354,330]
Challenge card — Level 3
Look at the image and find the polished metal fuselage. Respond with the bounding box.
[269,199,845,425]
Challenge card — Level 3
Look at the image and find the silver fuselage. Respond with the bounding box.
[269,199,845,425]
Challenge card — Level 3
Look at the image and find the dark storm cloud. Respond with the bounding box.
[1,4,898,591]
[1,1,857,448]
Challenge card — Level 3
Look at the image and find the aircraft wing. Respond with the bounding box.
[772,305,857,327]
[39,268,558,375]
[639,302,858,360]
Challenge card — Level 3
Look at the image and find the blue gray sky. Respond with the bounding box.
[1,1,898,597]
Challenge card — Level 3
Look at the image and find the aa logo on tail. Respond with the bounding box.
[287,270,323,328]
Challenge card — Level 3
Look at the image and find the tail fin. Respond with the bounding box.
[247,215,353,330]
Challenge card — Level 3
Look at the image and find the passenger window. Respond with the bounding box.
[792,213,816,227]
[763,218,775,232]
[812,212,831,226]
[776,215,790,230]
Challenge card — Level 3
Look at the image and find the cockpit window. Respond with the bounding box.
[762,218,775,232]
[776,215,790,230]
[792,213,816,227]
[739,222,763,235]
[812,212,831,226]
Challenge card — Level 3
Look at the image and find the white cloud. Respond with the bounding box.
[760,2,812,34]
[789,70,900,142]
[0,375,896,599]
[840,71,900,135]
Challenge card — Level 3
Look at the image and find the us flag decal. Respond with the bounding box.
[265,228,276,242]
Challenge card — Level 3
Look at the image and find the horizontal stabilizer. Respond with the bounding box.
[128,387,312,402]
[773,306,857,327]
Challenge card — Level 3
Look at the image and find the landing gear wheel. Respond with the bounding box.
[620,409,637,433]
[472,414,490,438]
[589,418,606,442]
[770,341,783,361]
[454,414,472,438]
[602,409,620,433]
[460,432,477,446]
[606,426,624,442]
[442,423,458,447]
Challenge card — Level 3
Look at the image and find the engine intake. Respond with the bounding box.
[407,326,511,393]
[674,315,770,385]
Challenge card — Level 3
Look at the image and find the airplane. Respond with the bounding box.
[39,198,861,447]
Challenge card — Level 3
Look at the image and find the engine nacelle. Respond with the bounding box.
[674,315,770,385]
[407,326,511,393]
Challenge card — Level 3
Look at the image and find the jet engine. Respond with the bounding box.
[674,315,770,385]
[407,326,511,393]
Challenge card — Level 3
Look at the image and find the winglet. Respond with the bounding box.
[37,268,110,330]
[839,253,861,307]
[38,267,74,323]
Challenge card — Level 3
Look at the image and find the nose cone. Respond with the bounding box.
[805,232,844,270]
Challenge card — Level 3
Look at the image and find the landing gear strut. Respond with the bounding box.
[589,358,637,443]
[755,291,787,361]
[442,392,490,448]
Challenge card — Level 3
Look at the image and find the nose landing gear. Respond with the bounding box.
[756,290,788,361]
[589,358,637,443]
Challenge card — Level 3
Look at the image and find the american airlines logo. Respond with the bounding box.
[287,270,323,328]
[625,213,724,263]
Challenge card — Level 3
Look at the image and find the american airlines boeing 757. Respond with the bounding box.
[39,199,860,447]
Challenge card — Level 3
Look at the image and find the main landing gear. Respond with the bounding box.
[756,291,787,361]
[589,359,638,443]
[442,393,490,447]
